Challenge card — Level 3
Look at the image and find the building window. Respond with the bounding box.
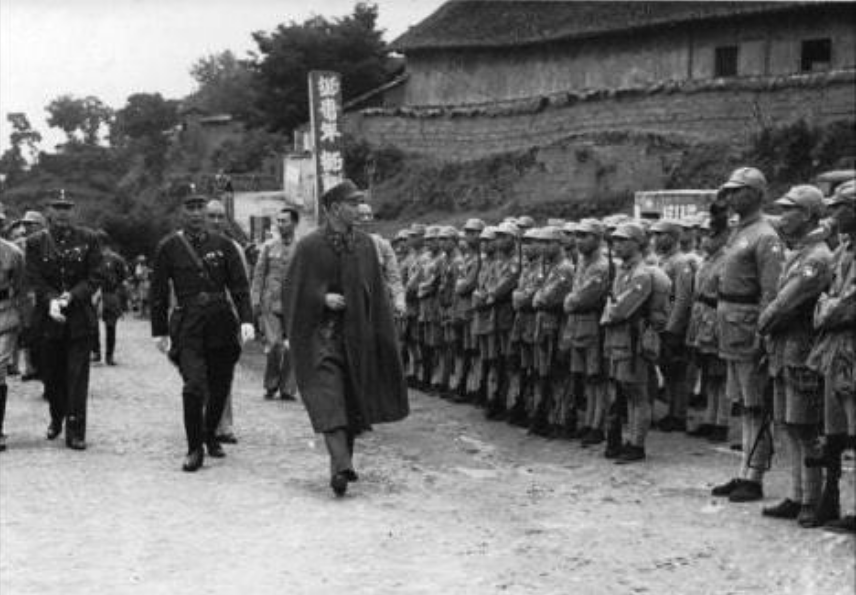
[714,46,739,77]
[801,38,831,72]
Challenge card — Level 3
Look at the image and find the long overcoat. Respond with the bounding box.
[282,226,409,433]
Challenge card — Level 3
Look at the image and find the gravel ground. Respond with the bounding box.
[1,318,854,595]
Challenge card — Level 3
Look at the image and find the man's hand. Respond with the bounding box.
[154,336,170,354]
[240,323,255,343]
[324,293,346,311]
[49,299,66,323]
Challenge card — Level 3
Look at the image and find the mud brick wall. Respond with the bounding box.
[344,77,856,163]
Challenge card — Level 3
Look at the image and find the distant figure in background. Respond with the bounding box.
[205,199,248,444]
[132,255,151,318]
[11,211,46,382]
[251,205,299,401]
[91,231,129,366]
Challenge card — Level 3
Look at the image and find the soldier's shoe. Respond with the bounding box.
[280,391,297,401]
[46,420,63,440]
[342,469,359,482]
[823,515,856,535]
[206,441,226,458]
[182,449,204,472]
[66,436,87,451]
[797,505,822,528]
[105,356,116,366]
[730,443,743,452]
[581,428,605,447]
[604,441,629,459]
[728,480,763,503]
[527,416,551,437]
[762,498,801,519]
[657,416,687,432]
[507,404,529,427]
[614,445,646,464]
[707,425,729,443]
[330,472,348,497]
[90,352,101,363]
[263,389,277,400]
[687,423,713,438]
[711,478,744,497]
[216,433,238,444]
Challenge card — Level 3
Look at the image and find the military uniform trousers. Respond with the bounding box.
[43,331,92,440]
[174,303,240,452]
[260,310,296,396]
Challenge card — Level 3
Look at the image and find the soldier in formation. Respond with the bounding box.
[383,166,853,532]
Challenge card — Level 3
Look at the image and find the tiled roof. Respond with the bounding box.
[391,1,819,51]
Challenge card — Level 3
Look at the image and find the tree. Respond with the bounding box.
[250,2,389,134]
[46,94,114,146]
[186,50,260,121]
[111,93,180,178]
[0,113,42,186]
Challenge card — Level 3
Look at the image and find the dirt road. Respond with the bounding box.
[1,319,853,594]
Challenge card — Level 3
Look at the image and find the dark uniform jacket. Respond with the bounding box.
[150,230,252,354]
[25,225,103,341]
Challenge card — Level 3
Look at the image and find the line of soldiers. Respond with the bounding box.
[389,167,855,534]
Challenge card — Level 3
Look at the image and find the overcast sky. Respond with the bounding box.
[0,0,445,153]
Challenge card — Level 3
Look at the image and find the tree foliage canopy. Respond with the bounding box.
[46,95,113,146]
[250,2,388,134]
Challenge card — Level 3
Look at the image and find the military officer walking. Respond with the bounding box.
[151,194,254,472]
[25,192,103,450]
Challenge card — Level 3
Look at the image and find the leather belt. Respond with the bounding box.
[696,294,718,308]
[718,292,759,305]
[179,291,227,307]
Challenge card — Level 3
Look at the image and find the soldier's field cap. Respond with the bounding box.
[463,218,486,232]
[611,222,646,244]
[183,194,208,207]
[522,227,538,241]
[826,179,855,207]
[437,226,458,239]
[561,221,578,234]
[516,215,535,230]
[479,226,497,241]
[424,225,441,239]
[410,223,427,236]
[546,218,565,227]
[775,184,824,215]
[649,219,683,236]
[495,221,520,237]
[576,218,604,236]
[393,229,411,241]
[48,190,75,208]
[540,226,563,242]
[720,167,767,193]
[22,210,46,225]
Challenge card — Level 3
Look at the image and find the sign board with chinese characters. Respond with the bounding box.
[308,70,344,224]
[633,190,717,220]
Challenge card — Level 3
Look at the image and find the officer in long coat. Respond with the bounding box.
[282,180,408,497]
[25,192,103,450]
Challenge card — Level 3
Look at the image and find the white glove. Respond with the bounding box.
[49,299,66,323]
[154,336,170,354]
[240,323,255,344]
[283,338,290,350]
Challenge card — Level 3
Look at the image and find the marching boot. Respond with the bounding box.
[182,448,204,472]
[604,412,623,459]
[0,384,7,451]
[812,435,845,525]
[65,417,86,450]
